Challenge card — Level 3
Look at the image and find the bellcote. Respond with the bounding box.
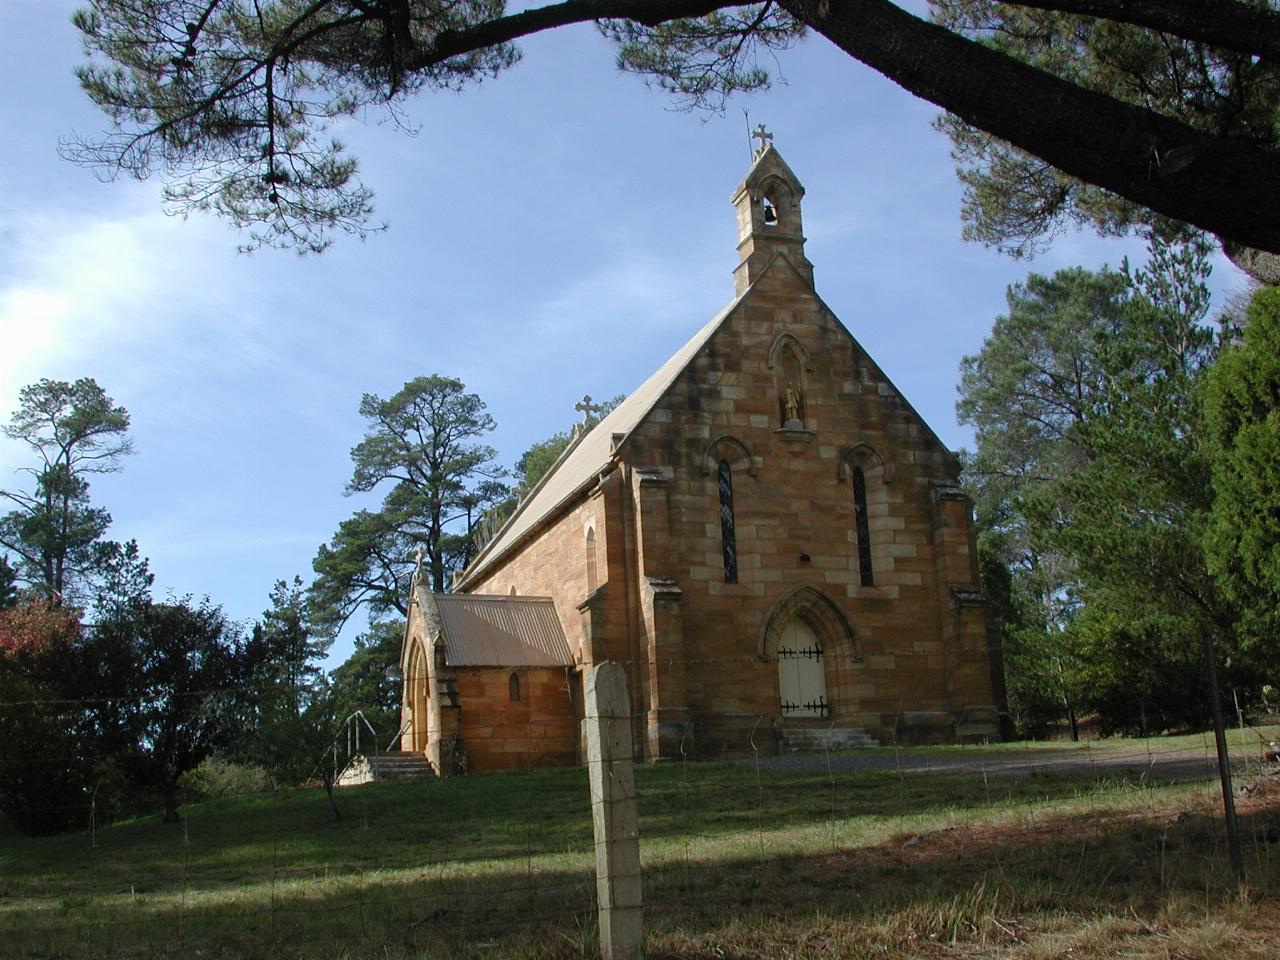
[730,137,813,294]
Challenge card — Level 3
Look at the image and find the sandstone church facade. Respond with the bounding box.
[399,140,1005,774]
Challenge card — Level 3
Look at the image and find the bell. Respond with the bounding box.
[763,201,778,224]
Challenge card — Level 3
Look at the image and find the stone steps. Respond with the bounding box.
[337,751,435,786]
[372,751,436,781]
[779,727,880,753]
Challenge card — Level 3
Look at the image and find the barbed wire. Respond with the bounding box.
[0,642,1104,709]
[2,663,1276,960]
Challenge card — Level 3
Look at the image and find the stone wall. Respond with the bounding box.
[460,252,1000,757]
[455,666,580,772]
[617,255,999,752]
[466,495,610,663]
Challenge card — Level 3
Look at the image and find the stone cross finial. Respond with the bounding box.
[751,123,773,157]
[574,394,602,425]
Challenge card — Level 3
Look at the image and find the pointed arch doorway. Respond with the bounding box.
[762,586,858,724]
[407,641,429,751]
[776,618,829,718]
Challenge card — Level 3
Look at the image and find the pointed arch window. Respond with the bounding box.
[585,527,598,594]
[718,459,738,583]
[852,466,874,586]
[509,672,522,703]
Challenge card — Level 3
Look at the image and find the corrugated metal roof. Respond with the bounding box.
[458,293,746,587]
[434,594,573,667]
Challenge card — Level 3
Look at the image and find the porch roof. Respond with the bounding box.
[434,593,573,668]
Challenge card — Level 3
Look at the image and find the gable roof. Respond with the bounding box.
[456,292,746,587]
[457,247,962,589]
[432,593,572,667]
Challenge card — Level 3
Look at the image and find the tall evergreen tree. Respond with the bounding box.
[331,620,405,749]
[311,376,507,633]
[258,576,329,716]
[0,557,17,611]
[1204,286,1280,663]
[958,267,1129,734]
[0,378,133,605]
[232,577,340,794]
[1043,232,1247,733]
[960,232,1255,734]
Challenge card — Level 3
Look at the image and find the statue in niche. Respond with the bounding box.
[782,382,804,427]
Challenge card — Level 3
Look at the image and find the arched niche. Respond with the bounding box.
[767,334,813,428]
[701,434,756,477]
[760,586,860,662]
[766,332,814,374]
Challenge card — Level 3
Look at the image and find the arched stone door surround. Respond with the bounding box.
[761,586,860,721]
[406,638,429,751]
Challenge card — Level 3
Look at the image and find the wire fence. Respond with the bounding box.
[2,656,1278,960]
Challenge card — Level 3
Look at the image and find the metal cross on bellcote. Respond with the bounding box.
[574,394,602,425]
[751,123,773,157]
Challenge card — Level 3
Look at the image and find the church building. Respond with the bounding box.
[399,136,1005,774]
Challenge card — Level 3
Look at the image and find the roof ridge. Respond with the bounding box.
[435,592,555,603]
[457,291,748,586]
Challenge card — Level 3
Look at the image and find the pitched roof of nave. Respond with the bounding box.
[456,289,748,589]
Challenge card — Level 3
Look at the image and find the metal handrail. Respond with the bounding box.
[343,710,380,760]
[385,717,413,753]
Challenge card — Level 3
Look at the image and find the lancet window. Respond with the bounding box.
[852,466,874,587]
[718,459,738,584]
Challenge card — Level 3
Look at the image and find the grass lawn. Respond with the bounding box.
[1,734,1278,959]
[839,722,1280,759]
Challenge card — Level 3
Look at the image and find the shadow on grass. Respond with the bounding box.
[5,798,1274,960]
[2,763,1207,894]
[2,764,1276,959]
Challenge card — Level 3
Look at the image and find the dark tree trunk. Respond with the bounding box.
[1202,629,1244,882]
[1007,0,1280,61]
[412,0,1280,256]
[161,785,181,824]
[323,781,343,821]
[780,0,1280,254]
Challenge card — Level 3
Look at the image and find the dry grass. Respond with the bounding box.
[1,742,1278,959]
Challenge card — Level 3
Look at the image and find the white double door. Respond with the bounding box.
[776,619,828,718]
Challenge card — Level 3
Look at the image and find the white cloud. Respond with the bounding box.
[0,205,237,397]
[520,251,722,351]
[0,199,319,477]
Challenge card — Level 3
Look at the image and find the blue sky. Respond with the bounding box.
[0,1,1246,666]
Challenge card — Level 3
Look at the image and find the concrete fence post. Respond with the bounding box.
[584,662,643,960]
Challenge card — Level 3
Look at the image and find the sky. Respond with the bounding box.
[0,1,1247,667]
